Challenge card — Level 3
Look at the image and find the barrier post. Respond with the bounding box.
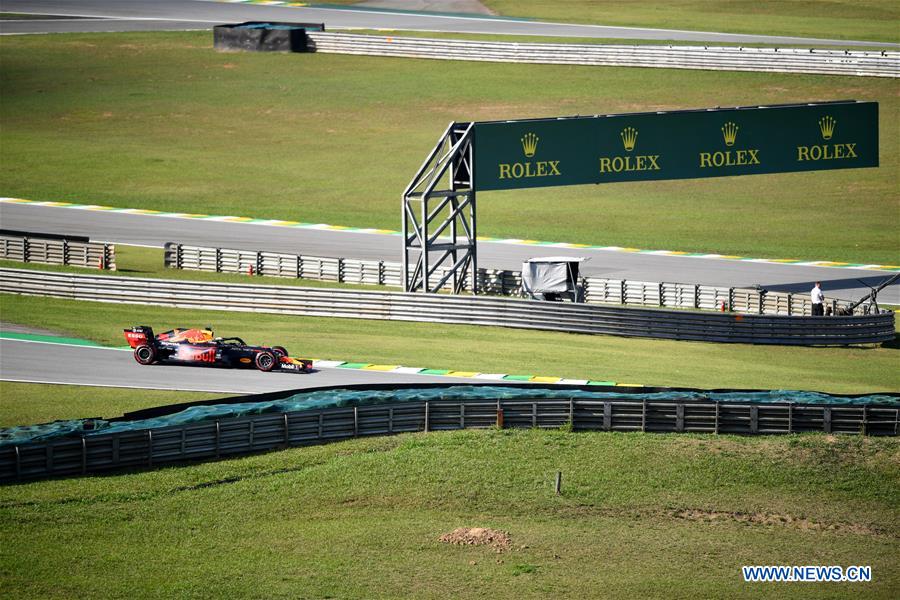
[788,404,794,434]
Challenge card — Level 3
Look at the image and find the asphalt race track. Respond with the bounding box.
[0,338,477,393]
[1,0,895,47]
[3,202,897,304]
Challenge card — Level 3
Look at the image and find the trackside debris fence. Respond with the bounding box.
[164,242,874,317]
[1,268,894,346]
[1,232,115,270]
[2,397,896,482]
[304,32,900,78]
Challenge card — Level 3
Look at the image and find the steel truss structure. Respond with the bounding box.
[402,122,476,293]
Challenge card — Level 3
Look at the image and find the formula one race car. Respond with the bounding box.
[124,326,312,373]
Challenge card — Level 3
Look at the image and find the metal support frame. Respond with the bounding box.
[403,122,477,293]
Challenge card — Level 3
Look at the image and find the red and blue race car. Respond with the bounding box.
[124,326,312,373]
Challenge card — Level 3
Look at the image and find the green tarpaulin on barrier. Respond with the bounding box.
[1,386,896,448]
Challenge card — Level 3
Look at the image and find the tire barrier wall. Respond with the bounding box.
[305,32,900,78]
[0,233,115,271]
[164,242,865,317]
[2,396,897,482]
[1,268,894,346]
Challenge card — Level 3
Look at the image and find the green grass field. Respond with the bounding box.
[1,429,897,598]
[2,293,897,393]
[1,32,897,265]
[482,0,900,43]
[0,382,222,427]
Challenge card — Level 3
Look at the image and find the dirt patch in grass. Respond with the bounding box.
[670,508,883,536]
[440,527,512,552]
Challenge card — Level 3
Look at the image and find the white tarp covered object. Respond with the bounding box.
[522,256,588,299]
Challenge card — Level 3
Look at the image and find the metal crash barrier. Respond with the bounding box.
[164,242,879,317]
[1,232,115,270]
[305,32,900,78]
[1,268,894,346]
[1,396,896,483]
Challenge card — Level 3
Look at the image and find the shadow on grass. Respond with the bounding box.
[880,334,900,350]
[115,268,152,274]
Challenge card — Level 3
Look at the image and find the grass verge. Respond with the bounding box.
[0,382,224,427]
[1,31,897,265]
[1,428,897,598]
[482,0,900,44]
[2,293,897,393]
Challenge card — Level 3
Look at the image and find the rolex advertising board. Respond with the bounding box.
[473,101,878,191]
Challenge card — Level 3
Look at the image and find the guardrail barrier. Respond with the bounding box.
[305,32,900,78]
[1,232,115,270]
[2,268,893,346]
[164,242,868,317]
[2,394,896,482]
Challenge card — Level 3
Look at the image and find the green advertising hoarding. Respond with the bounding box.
[472,101,878,191]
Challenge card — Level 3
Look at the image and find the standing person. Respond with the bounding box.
[811,281,825,316]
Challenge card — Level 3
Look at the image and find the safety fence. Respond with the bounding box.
[164,243,859,317]
[1,268,893,346]
[166,242,403,286]
[164,242,518,295]
[0,233,115,270]
[2,396,896,482]
[306,32,900,78]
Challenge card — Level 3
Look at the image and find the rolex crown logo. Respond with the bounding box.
[521,132,539,158]
[819,115,836,140]
[721,122,739,147]
[620,127,638,152]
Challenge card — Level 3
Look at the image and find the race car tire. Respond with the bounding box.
[271,346,288,358]
[134,344,158,365]
[255,350,277,372]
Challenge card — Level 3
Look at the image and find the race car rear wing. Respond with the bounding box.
[124,325,155,348]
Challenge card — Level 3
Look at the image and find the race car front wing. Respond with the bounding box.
[278,356,313,373]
